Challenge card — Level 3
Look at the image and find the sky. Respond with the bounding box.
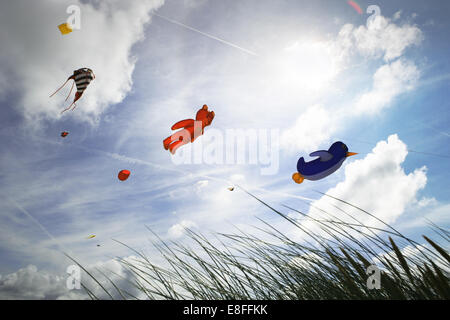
[0,0,449,299]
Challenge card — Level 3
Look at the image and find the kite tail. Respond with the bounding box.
[61,101,75,115]
[65,81,75,101]
[50,79,70,98]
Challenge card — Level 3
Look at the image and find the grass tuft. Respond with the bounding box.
[73,190,449,300]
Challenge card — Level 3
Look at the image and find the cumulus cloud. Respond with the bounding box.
[0,0,164,123]
[168,220,197,239]
[393,11,402,21]
[281,105,338,153]
[335,15,423,62]
[354,59,420,115]
[280,13,423,153]
[0,257,150,300]
[416,197,438,208]
[308,135,427,227]
[0,265,76,300]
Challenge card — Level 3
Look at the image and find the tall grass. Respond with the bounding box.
[75,189,450,300]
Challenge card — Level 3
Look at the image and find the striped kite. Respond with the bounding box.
[50,68,95,114]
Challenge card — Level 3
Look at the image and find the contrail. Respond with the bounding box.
[30,135,317,203]
[151,12,258,57]
[7,198,68,253]
[80,146,317,202]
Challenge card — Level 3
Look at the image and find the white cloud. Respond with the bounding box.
[168,220,197,239]
[195,179,209,190]
[281,105,338,153]
[336,15,423,62]
[0,0,164,124]
[306,135,427,229]
[0,265,72,300]
[354,59,420,115]
[416,197,438,208]
[393,11,402,21]
[280,13,423,153]
[0,256,151,300]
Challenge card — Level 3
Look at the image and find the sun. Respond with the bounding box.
[272,41,339,92]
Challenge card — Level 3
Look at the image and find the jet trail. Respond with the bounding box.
[7,198,69,253]
[152,12,258,57]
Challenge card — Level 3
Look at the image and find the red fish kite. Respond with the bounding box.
[347,0,363,14]
[50,68,95,114]
[163,105,215,154]
[118,170,131,181]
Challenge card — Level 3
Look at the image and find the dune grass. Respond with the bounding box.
[74,189,450,300]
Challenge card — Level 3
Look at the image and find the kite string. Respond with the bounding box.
[336,137,450,159]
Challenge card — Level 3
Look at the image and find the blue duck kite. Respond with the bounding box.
[292,142,357,184]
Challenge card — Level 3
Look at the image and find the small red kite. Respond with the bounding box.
[118,170,131,181]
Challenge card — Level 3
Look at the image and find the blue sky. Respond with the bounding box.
[0,0,449,299]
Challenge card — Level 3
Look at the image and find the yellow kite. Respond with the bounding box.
[58,23,73,35]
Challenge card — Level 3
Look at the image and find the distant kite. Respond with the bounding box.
[292,142,357,184]
[228,187,235,191]
[61,131,69,138]
[87,235,96,239]
[347,0,363,14]
[50,68,95,114]
[58,23,73,35]
[118,170,131,181]
[163,105,215,154]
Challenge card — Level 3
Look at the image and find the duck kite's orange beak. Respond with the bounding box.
[346,152,358,157]
[292,172,304,184]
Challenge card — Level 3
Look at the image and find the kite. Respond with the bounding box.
[87,235,96,239]
[61,131,69,138]
[228,187,235,191]
[118,170,131,181]
[50,68,95,114]
[347,0,363,14]
[58,22,73,35]
[163,105,215,154]
[292,142,357,184]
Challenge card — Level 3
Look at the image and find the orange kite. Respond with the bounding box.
[163,105,215,154]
